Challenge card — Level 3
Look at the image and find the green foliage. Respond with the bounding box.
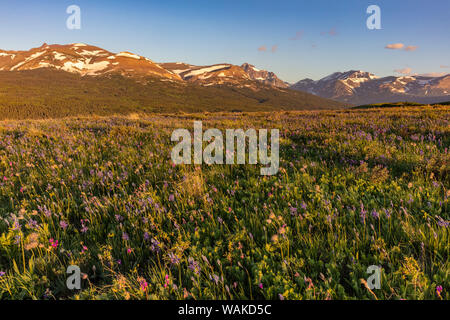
[352,102,424,109]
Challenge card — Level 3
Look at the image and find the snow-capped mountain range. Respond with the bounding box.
[0,43,180,80]
[0,43,448,105]
[0,43,286,90]
[291,70,450,105]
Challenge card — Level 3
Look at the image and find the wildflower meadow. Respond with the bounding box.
[0,106,448,300]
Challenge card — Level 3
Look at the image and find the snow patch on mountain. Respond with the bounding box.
[62,60,110,74]
[184,65,229,78]
[116,52,141,59]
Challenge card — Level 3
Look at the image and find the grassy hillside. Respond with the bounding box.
[0,70,346,120]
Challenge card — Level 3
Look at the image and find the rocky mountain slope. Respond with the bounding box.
[160,63,252,86]
[291,70,450,105]
[0,43,294,91]
[0,43,181,80]
[241,63,289,88]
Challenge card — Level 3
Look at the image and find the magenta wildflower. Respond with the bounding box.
[164,274,170,288]
[49,238,58,249]
[140,279,148,292]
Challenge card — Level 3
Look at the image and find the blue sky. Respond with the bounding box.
[0,0,449,83]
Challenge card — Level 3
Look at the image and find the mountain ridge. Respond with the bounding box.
[291,70,450,105]
[1,43,448,108]
[0,43,290,90]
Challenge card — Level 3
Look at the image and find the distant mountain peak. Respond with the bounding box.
[241,63,288,88]
[291,70,449,105]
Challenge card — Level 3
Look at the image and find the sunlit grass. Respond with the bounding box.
[0,106,448,300]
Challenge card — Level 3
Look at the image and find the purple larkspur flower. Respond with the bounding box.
[12,220,21,231]
[188,257,201,275]
[150,238,161,252]
[27,219,38,229]
[210,274,220,284]
[168,252,181,265]
[371,209,379,219]
[437,216,449,228]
